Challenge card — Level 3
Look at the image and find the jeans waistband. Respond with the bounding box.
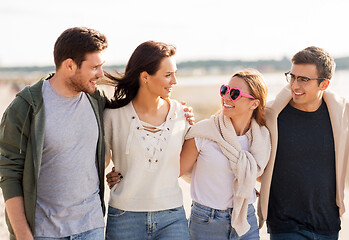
[192,201,255,216]
[192,201,233,215]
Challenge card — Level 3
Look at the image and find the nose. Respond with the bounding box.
[97,66,104,78]
[222,91,230,101]
[171,74,177,85]
[290,77,300,89]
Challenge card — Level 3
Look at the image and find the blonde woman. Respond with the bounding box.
[180,70,271,240]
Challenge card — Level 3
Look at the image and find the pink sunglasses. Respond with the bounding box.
[220,84,255,101]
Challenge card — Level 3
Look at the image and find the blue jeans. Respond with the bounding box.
[105,205,189,240]
[34,227,104,240]
[270,230,338,240]
[189,201,259,240]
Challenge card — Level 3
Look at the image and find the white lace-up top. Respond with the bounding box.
[104,99,190,211]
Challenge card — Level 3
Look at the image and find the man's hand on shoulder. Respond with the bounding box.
[181,101,195,125]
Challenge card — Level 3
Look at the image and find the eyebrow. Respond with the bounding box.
[166,70,177,74]
[94,61,106,67]
[291,73,310,78]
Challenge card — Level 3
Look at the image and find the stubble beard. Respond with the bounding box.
[68,73,96,95]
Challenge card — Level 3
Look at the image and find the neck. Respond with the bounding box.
[132,90,164,114]
[289,93,324,112]
[49,72,80,97]
[229,114,252,136]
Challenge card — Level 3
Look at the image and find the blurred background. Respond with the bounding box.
[1,0,349,239]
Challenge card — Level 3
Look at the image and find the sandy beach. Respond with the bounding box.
[1,81,349,239]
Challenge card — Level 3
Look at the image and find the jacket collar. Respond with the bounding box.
[16,73,54,113]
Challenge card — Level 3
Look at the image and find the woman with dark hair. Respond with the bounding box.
[103,41,190,240]
[180,69,271,240]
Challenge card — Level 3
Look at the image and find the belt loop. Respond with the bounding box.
[210,208,215,220]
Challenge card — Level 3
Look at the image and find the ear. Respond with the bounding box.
[319,79,330,91]
[250,99,260,110]
[140,71,150,84]
[62,58,77,73]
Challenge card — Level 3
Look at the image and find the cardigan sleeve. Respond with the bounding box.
[103,109,113,168]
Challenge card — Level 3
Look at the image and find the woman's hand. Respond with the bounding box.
[106,167,123,189]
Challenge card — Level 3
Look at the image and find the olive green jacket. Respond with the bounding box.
[0,74,107,239]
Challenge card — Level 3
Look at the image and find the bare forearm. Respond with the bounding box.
[179,138,199,177]
[5,196,33,240]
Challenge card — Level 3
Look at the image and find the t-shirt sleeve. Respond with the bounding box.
[194,137,209,153]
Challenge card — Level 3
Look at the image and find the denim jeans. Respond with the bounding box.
[34,227,104,240]
[270,230,338,240]
[189,201,259,240]
[105,205,189,240]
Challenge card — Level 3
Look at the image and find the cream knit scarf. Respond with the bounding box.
[185,113,271,236]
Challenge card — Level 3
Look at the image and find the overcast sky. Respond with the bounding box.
[1,0,349,67]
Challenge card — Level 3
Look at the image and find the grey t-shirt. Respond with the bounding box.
[34,80,104,237]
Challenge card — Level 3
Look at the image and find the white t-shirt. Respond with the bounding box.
[191,135,257,210]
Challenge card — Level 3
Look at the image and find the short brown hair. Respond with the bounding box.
[54,27,108,69]
[232,69,268,126]
[292,46,336,81]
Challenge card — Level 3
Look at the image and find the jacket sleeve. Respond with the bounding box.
[93,87,108,110]
[0,99,31,201]
[103,109,113,167]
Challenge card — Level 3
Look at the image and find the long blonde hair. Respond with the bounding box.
[232,69,268,126]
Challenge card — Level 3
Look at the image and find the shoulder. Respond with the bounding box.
[250,119,270,136]
[103,102,131,120]
[2,94,31,120]
[265,86,292,116]
[323,90,349,117]
[185,117,213,139]
[90,87,108,104]
[167,98,187,123]
[168,98,184,113]
[191,118,211,129]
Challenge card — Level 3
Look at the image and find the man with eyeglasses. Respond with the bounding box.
[258,46,349,240]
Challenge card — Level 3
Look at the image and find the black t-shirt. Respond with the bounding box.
[267,101,340,234]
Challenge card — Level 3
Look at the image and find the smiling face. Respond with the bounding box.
[144,56,177,98]
[68,51,105,95]
[289,64,329,112]
[221,76,257,120]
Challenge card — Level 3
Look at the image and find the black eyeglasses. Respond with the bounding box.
[285,71,326,85]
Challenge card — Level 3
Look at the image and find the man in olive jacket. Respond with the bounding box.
[0,27,108,240]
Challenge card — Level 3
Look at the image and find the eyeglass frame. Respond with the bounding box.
[220,84,255,101]
[285,71,327,85]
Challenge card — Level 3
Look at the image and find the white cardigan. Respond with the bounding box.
[104,99,190,211]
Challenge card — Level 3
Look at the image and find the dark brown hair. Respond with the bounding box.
[232,69,268,126]
[54,27,108,69]
[105,41,176,108]
[292,46,336,83]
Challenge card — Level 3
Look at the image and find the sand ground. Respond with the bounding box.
[0,83,349,239]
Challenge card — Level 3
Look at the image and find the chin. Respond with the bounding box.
[161,93,171,99]
[84,87,96,94]
[222,109,231,116]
